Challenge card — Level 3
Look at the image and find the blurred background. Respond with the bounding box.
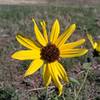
[0,0,100,5]
[0,0,100,100]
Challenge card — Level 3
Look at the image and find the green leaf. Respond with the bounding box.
[69,77,80,85]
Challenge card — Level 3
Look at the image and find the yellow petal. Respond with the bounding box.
[48,62,63,96]
[60,49,88,58]
[24,59,44,77]
[56,61,69,82]
[50,19,60,44]
[43,64,51,86]
[53,61,62,80]
[87,33,97,49]
[40,20,48,43]
[60,39,85,50]
[55,24,76,48]
[11,50,40,60]
[95,40,100,52]
[32,18,47,46]
[16,34,40,50]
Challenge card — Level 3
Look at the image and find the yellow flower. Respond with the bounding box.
[12,19,88,96]
[87,33,100,53]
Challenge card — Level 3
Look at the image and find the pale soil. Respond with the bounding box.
[0,0,100,5]
[0,0,47,5]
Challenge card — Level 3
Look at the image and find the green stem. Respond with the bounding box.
[74,68,90,100]
[45,87,48,100]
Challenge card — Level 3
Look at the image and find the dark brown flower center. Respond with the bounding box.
[93,49,99,57]
[40,44,60,63]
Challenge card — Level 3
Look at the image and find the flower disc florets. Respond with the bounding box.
[41,44,60,63]
[93,49,99,57]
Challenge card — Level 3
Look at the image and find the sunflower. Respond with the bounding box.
[87,33,100,56]
[12,19,88,95]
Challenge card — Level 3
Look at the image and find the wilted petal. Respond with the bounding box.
[48,62,63,96]
[40,20,48,43]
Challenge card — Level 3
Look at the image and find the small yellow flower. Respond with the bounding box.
[87,33,100,54]
[12,19,88,95]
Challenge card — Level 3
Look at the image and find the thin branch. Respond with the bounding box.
[26,85,55,92]
[26,83,66,92]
